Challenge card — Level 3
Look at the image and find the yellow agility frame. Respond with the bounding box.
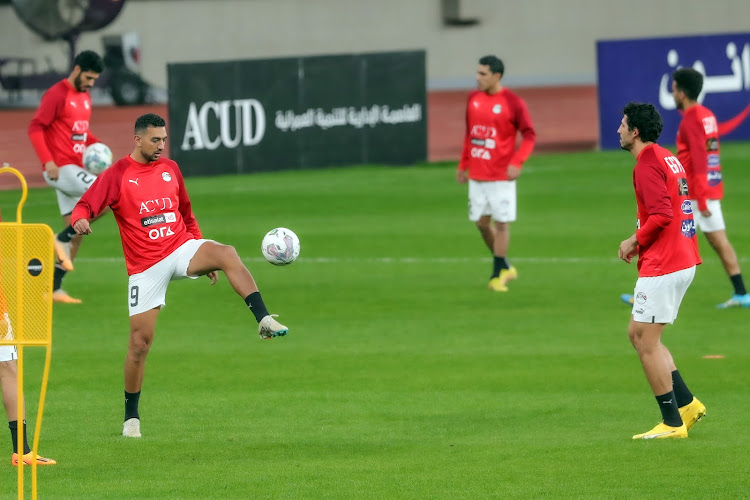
[0,165,54,500]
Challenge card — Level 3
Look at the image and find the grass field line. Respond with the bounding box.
[72,256,630,264]
[73,255,745,265]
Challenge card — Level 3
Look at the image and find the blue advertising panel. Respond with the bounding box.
[597,33,750,149]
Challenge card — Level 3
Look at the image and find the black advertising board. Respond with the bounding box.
[167,51,426,176]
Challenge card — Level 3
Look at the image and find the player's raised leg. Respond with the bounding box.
[186,241,288,339]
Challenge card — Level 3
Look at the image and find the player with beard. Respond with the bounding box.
[456,55,536,292]
[617,102,705,439]
[621,68,749,309]
[70,114,289,438]
[28,50,107,304]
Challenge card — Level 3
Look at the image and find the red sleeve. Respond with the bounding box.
[28,87,64,165]
[635,160,673,216]
[457,94,472,171]
[634,159,673,245]
[174,167,202,239]
[509,95,536,167]
[70,169,121,225]
[636,213,672,247]
[682,117,709,211]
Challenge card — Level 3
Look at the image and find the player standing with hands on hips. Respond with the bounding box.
[617,102,705,439]
[456,55,536,292]
[71,114,289,438]
[28,50,107,304]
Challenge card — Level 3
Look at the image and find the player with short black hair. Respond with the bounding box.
[673,68,749,308]
[478,55,504,76]
[134,112,166,134]
[71,114,289,438]
[456,55,536,292]
[672,68,702,101]
[73,50,105,74]
[28,50,108,304]
[621,102,663,143]
[617,102,705,439]
[621,69,749,308]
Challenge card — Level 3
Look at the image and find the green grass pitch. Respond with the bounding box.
[1,142,749,499]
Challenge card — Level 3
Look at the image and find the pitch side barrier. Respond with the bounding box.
[168,51,427,176]
[597,32,750,150]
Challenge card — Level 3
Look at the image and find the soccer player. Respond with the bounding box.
[28,50,107,304]
[71,114,289,438]
[456,55,536,291]
[621,68,749,309]
[0,208,56,465]
[617,102,705,439]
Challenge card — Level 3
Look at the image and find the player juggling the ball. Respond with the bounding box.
[71,113,289,438]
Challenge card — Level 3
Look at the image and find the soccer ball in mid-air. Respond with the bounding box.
[83,142,113,175]
[261,227,300,265]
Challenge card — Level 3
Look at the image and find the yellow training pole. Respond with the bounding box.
[0,165,54,500]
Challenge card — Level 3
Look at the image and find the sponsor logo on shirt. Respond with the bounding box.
[140,212,177,227]
[707,154,720,167]
[681,200,693,215]
[636,292,647,305]
[681,219,696,238]
[72,120,89,133]
[470,138,496,149]
[139,198,174,214]
[701,116,718,135]
[707,170,722,186]
[470,125,497,138]
[677,178,689,197]
[71,133,87,142]
[470,147,491,160]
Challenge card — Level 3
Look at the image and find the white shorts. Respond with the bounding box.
[631,266,696,324]
[468,180,517,222]
[127,239,210,316]
[0,346,17,362]
[690,199,725,233]
[43,164,98,215]
[0,312,17,362]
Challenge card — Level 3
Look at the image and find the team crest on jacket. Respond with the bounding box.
[492,104,502,114]
[162,172,172,182]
